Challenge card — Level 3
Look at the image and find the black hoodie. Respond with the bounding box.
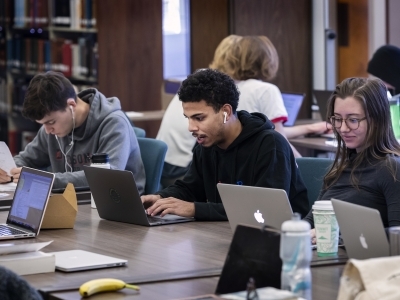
[158,111,309,221]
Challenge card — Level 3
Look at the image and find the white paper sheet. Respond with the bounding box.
[0,142,17,174]
[0,240,53,255]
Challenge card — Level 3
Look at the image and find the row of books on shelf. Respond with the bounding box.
[4,0,97,29]
[6,37,98,79]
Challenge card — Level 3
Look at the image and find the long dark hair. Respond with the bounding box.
[324,77,400,189]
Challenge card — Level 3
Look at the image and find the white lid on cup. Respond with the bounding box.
[312,200,333,211]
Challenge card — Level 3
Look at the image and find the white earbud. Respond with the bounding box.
[223,112,227,124]
[69,105,75,119]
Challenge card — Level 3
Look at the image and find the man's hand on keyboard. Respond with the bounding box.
[145,197,195,218]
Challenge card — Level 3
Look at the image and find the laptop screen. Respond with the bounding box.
[313,90,333,120]
[7,167,55,234]
[282,92,305,126]
[389,98,400,139]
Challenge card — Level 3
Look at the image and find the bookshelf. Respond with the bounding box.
[1,0,99,155]
[1,0,164,152]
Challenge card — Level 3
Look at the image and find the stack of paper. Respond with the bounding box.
[0,241,55,275]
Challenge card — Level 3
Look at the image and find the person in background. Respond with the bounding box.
[142,69,309,221]
[213,35,331,158]
[367,44,400,96]
[0,71,146,192]
[304,77,400,239]
[157,35,330,186]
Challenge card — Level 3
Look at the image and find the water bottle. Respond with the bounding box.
[90,153,110,209]
[280,213,312,300]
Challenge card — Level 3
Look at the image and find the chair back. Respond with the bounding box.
[133,126,146,138]
[137,138,168,194]
[296,157,333,207]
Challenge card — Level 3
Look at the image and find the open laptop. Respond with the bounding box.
[282,92,305,127]
[313,90,333,121]
[83,166,194,226]
[217,184,292,231]
[331,199,390,259]
[49,250,127,272]
[0,167,55,240]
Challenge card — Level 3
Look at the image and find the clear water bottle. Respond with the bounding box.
[90,153,110,209]
[280,213,312,300]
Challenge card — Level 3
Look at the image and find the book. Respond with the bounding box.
[0,251,55,275]
[0,241,55,276]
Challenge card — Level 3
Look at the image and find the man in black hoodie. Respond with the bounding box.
[141,69,309,221]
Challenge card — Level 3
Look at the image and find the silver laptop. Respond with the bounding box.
[282,92,305,127]
[83,166,194,226]
[331,199,390,259]
[0,167,55,240]
[217,184,293,231]
[49,250,127,272]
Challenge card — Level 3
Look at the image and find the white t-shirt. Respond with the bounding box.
[157,79,288,168]
[236,79,288,123]
[156,94,194,167]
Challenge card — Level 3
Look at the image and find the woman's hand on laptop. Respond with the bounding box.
[145,197,195,218]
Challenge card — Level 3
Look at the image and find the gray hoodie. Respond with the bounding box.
[14,88,146,193]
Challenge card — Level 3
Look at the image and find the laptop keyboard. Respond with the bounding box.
[147,215,164,223]
[0,225,27,236]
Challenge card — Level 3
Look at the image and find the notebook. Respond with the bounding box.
[49,250,127,272]
[83,166,194,226]
[313,90,333,121]
[217,184,292,231]
[331,199,390,259]
[0,167,55,240]
[215,224,281,294]
[282,92,305,127]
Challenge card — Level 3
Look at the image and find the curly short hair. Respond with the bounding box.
[22,71,77,121]
[178,69,240,113]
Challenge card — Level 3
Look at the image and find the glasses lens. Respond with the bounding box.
[330,117,360,129]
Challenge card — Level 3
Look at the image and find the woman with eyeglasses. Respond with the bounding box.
[304,77,400,230]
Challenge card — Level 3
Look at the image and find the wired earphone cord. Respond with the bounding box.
[55,105,75,172]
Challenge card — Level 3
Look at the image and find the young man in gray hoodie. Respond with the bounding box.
[0,71,146,192]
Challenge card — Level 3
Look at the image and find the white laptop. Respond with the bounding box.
[282,92,305,127]
[0,167,55,240]
[83,166,194,226]
[331,199,390,259]
[217,184,293,231]
[49,250,127,272]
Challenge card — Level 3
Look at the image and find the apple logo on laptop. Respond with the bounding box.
[254,210,264,223]
[359,233,368,249]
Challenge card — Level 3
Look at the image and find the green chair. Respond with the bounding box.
[296,157,333,207]
[137,137,168,194]
[133,126,146,138]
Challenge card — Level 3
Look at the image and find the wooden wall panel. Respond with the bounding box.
[230,0,312,118]
[97,0,163,137]
[190,0,229,72]
[338,0,368,81]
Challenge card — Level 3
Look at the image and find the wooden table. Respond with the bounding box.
[125,110,165,122]
[0,206,346,299]
[289,137,336,156]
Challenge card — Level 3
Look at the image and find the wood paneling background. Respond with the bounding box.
[190,0,312,119]
[97,0,163,137]
[338,0,368,82]
[190,0,229,71]
[230,0,312,119]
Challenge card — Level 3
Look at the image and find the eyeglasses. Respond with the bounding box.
[329,116,367,130]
